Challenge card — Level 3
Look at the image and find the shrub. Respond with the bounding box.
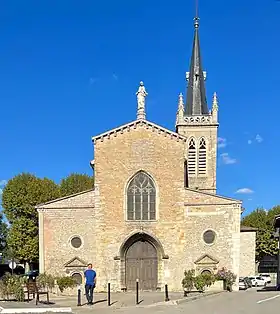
[215,267,237,291]
[56,276,76,293]
[182,269,195,294]
[37,273,55,291]
[194,275,206,292]
[0,273,25,301]
[201,272,216,287]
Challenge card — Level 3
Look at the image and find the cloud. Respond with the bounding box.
[218,137,227,149]
[0,180,7,186]
[255,134,263,143]
[112,73,119,81]
[235,188,254,194]
[248,198,253,201]
[220,153,237,164]
[248,140,252,145]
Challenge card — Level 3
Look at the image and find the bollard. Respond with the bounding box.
[77,285,82,306]
[108,282,111,306]
[136,279,139,305]
[165,283,170,302]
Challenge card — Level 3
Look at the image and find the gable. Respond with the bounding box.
[194,254,219,265]
[64,257,88,268]
[184,188,241,206]
[92,119,187,145]
[36,189,95,210]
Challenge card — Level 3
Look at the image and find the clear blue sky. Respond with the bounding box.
[0,0,279,216]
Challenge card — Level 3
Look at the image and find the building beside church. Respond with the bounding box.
[36,17,256,292]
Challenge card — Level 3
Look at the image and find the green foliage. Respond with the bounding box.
[2,173,60,263]
[56,276,76,292]
[60,173,94,197]
[194,275,207,292]
[201,272,216,287]
[0,273,25,301]
[182,269,217,294]
[37,273,55,290]
[242,206,280,261]
[0,213,8,259]
[181,269,195,293]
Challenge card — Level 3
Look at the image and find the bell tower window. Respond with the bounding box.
[198,138,207,175]
[188,138,196,176]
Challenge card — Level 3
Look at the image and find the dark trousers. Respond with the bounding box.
[85,284,95,303]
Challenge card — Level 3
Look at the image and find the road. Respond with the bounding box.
[71,287,280,314]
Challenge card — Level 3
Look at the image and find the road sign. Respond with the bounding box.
[9,261,16,270]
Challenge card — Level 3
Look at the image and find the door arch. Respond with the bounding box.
[125,240,158,290]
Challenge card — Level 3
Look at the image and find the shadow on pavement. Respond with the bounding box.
[257,286,279,292]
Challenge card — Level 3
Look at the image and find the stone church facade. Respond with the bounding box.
[36,17,256,292]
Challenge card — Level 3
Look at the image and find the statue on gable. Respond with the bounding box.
[136,81,148,110]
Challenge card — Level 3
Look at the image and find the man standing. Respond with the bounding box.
[84,263,96,305]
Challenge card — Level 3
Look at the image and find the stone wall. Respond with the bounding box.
[239,231,256,277]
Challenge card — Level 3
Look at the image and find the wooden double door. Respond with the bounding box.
[125,240,158,291]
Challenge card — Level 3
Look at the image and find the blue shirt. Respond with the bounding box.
[84,269,96,286]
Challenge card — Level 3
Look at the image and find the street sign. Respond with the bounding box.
[9,261,16,270]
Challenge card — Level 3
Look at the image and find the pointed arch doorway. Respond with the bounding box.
[125,239,158,291]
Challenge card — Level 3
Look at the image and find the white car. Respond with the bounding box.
[259,274,271,284]
[249,276,266,287]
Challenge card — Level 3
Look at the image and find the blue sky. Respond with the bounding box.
[0,0,279,216]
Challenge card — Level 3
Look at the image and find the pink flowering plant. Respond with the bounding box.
[215,267,237,291]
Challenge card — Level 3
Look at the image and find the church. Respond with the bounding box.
[36,17,256,292]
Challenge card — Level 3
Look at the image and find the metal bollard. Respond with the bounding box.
[165,283,170,302]
[77,285,82,306]
[136,279,139,305]
[108,282,111,306]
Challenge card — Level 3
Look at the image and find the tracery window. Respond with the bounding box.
[127,172,156,221]
[188,138,196,176]
[198,138,207,175]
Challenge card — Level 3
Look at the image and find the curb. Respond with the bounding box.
[0,307,72,313]
[143,291,223,308]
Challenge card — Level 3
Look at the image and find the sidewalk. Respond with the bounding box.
[0,290,222,313]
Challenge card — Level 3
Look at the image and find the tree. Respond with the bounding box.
[59,173,94,197]
[0,213,8,261]
[2,173,60,266]
[241,208,279,262]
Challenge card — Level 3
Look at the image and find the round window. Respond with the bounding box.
[71,236,82,248]
[203,230,216,244]
[72,273,82,285]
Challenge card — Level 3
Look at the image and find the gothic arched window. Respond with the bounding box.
[188,138,196,176]
[198,138,207,175]
[127,172,156,221]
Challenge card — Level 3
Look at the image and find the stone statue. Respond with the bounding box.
[136,81,148,110]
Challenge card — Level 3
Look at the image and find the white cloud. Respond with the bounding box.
[0,188,2,195]
[255,134,263,143]
[220,153,237,164]
[235,188,254,194]
[248,198,253,201]
[248,140,252,145]
[112,73,118,81]
[0,180,7,186]
[218,137,227,149]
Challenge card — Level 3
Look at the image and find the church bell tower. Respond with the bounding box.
[176,17,219,194]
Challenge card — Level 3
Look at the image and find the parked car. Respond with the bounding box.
[239,278,248,290]
[249,276,266,287]
[259,274,271,284]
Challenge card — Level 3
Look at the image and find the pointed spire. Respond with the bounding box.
[212,92,218,110]
[185,17,208,116]
[136,81,148,120]
[176,92,185,126]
